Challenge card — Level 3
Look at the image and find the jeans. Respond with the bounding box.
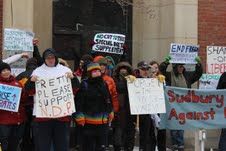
[33,120,70,151]
[0,123,25,151]
[170,130,184,147]
[219,128,226,151]
[82,124,108,151]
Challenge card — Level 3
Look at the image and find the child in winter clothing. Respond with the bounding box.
[74,62,114,151]
[0,62,27,151]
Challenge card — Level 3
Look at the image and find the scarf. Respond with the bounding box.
[171,71,187,88]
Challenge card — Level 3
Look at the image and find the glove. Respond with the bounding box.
[157,75,165,83]
[125,75,136,83]
[164,55,171,64]
[75,113,85,126]
[195,56,201,64]
[108,111,114,123]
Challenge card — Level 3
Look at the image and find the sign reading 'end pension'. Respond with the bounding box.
[92,33,125,55]
[35,75,75,118]
[170,43,199,64]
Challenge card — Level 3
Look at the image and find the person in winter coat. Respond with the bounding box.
[149,61,166,151]
[74,62,114,151]
[113,61,137,151]
[0,62,27,151]
[25,48,79,151]
[217,72,226,151]
[135,61,156,151]
[159,56,203,151]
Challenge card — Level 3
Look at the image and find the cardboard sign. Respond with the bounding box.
[127,78,166,115]
[4,28,34,51]
[92,33,125,54]
[206,46,226,74]
[35,75,75,118]
[199,74,221,89]
[0,84,22,112]
[161,86,226,130]
[169,43,199,64]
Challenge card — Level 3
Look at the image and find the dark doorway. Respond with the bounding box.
[53,0,132,70]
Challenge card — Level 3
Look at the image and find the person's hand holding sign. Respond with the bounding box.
[125,75,136,83]
[31,76,38,82]
[65,72,74,79]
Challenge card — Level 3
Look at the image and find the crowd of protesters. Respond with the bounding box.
[7,38,226,151]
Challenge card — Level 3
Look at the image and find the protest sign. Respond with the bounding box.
[199,74,220,89]
[161,86,226,130]
[169,43,199,64]
[0,84,22,112]
[127,78,166,115]
[206,46,226,74]
[92,33,125,54]
[35,75,75,118]
[4,28,34,51]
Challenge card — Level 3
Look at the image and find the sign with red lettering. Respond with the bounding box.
[127,78,166,115]
[206,46,226,74]
[161,86,226,130]
[35,75,75,118]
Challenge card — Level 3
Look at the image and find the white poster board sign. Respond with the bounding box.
[199,74,221,89]
[4,28,34,51]
[206,46,226,74]
[35,75,75,118]
[92,33,125,54]
[127,78,166,115]
[170,43,199,64]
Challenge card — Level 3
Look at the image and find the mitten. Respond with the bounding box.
[164,55,172,64]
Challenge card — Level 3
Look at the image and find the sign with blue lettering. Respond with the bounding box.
[170,43,199,64]
[160,86,226,130]
[92,33,125,55]
[0,84,22,112]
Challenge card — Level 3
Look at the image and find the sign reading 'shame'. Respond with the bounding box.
[35,75,75,118]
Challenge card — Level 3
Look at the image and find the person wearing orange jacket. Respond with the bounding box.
[0,62,28,151]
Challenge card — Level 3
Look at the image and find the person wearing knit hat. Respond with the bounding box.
[74,61,114,151]
[25,47,79,151]
[0,62,27,151]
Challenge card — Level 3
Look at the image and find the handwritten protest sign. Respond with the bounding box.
[4,28,34,51]
[127,78,166,115]
[169,43,199,64]
[0,84,22,112]
[199,74,220,89]
[161,86,226,130]
[35,75,75,118]
[206,46,226,74]
[92,33,125,54]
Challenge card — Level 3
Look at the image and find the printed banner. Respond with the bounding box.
[4,28,34,51]
[0,84,22,112]
[127,78,166,115]
[92,33,125,54]
[169,43,199,64]
[206,46,226,74]
[35,75,75,118]
[161,86,226,130]
[199,74,221,89]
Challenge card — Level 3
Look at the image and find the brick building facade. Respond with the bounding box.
[198,0,226,71]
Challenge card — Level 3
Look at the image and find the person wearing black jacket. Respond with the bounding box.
[217,72,226,151]
[159,57,203,151]
[113,61,136,151]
